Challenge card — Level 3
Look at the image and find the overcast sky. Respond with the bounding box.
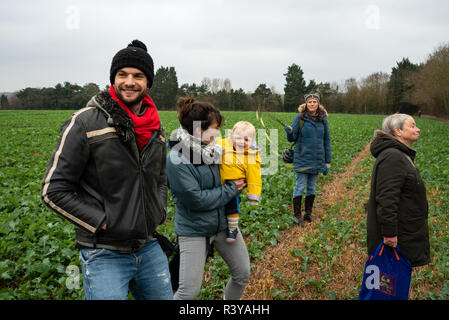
[0,0,448,93]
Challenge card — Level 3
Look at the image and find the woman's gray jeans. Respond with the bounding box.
[174,230,250,300]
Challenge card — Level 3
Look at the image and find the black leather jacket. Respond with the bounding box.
[41,92,167,253]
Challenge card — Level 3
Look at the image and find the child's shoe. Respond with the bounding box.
[226,228,238,244]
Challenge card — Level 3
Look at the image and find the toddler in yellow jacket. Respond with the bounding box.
[217,121,262,244]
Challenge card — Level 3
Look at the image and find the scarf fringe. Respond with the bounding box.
[170,127,223,165]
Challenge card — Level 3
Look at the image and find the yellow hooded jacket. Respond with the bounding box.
[216,136,262,204]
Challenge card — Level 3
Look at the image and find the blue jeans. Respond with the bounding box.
[79,239,173,300]
[293,172,318,198]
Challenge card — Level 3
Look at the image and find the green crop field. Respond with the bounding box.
[0,110,448,300]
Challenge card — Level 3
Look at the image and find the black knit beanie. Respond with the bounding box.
[109,40,154,89]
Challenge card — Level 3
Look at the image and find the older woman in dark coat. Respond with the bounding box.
[367,113,430,267]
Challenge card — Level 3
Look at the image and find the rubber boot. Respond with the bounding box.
[293,196,304,227]
[304,195,315,222]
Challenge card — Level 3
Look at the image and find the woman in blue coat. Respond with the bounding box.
[284,93,332,226]
[166,97,249,300]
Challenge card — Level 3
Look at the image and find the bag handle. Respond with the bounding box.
[369,244,400,261]
[378,244,400,261]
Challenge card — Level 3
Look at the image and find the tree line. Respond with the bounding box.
[2,82,100,110]
[2,43,448,116]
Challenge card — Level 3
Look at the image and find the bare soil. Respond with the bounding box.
[242,143,372,300]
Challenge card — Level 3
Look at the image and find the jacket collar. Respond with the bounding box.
[371,130,417,160]
[87,91,135,143]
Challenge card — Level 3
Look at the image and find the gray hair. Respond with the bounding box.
[381,113,412,136]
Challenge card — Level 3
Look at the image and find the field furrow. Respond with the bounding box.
[242,143,373,299]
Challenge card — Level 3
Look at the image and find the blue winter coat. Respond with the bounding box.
[166,148,238,237]
[285,113,332,174]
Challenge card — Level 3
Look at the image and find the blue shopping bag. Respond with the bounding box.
[358,242,412,300]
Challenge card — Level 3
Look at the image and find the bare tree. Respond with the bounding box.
[412,43,449,116]
[360,72,389,113]
[211,78,220,94]
[201,77,212,93]
[342,78,360,113]
[223,78,232,93]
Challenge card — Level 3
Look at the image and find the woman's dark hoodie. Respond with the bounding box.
[367,130,430,267]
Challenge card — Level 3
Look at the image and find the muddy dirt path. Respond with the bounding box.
[242,143,372,300]
[421,114,449,124]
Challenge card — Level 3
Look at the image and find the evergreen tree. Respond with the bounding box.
[149,66,179,109]
[0,94,9,108]
[252,84,271,109]
[231,88,250,111]
[283,64,307,112]
[387,58,420,114]
[305,79,318,93]
[215,89,231,110]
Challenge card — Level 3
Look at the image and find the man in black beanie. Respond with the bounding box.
[110,40,154,88]
[42,40,173,299]
[109,40,155,113]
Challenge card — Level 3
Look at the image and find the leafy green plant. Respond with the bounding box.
[1,110,447,300]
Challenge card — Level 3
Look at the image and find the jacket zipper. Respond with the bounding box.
[138,159,149,239]
[130,134,151,240]
[137,129,162,239]
[208,165,220,235]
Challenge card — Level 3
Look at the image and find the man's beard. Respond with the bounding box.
[115,86,147,108]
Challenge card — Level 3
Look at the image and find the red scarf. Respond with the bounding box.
[109,86,160,150]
